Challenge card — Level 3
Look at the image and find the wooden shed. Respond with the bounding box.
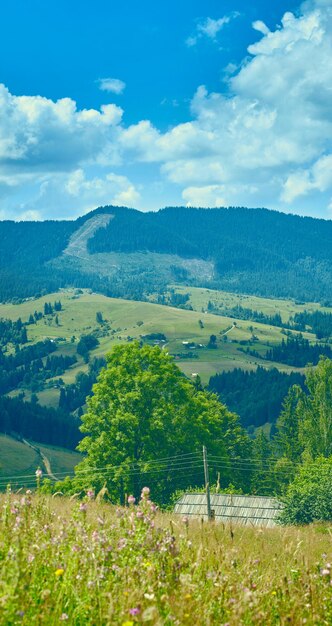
[174,493,282,528]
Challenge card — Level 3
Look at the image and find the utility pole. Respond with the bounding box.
[203,445,212,520]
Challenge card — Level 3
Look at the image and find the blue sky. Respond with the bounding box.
[0,0,331,220]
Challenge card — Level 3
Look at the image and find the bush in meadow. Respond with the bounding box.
[280,456,332,524]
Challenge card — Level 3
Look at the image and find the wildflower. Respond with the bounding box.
[141,486,150,498]
[136,510,144,518]
[321,568,330,576]
[182,516,189,526]
[127,495,136,505]
[35,468,43,478]
[79,502,87,512]
[55,568,64,577]
[60,614,69,621]
[86,489,95,499]
[144,593,155,600]
[129,607,141,616]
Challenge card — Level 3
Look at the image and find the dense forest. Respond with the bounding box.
[2,205,332,302]
[264,335,332,367]
[0,394,79,449]
[209,367,305,429]
[292,310,332,338]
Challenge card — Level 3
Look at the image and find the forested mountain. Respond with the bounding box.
[2,205,332,302]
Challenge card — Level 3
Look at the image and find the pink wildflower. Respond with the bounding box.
[129,607,141,616]
[127,495,136,505]
[321,568,330,576]
[141,486,150,498]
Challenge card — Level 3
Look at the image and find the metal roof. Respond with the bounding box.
[174,493,282,528]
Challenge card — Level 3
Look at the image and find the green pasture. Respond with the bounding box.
[0,289,318,391]
[0,434,81,485]
[173,285,332,321]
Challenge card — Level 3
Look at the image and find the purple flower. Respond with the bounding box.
[79,502,87,512]
[129,607,141,616]
[127,495,136,505]
[86,489,95,499]
[136,510,144,519]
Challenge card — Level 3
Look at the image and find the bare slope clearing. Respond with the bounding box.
[63,213,113,260]
[53,210,214,283]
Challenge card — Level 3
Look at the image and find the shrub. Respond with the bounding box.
[279,456,332,524]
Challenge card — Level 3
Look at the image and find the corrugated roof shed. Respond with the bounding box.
[174,493,282,527]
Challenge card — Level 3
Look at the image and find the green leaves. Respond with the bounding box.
[74,342,250,503]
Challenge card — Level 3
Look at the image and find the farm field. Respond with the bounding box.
[0,288,319,397]
[1,491,332,625]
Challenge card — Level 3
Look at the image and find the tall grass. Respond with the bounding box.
[1,487,331,625]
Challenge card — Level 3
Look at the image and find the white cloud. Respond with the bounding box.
[98,78,126,94]
[122,0,332,215]
[2,0,332,219]
[252,20,270,36]
[186,13,239,46]
[0,84,123,179]
[182,185,227,207]
[17,169,141,219]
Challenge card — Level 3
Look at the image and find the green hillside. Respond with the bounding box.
[0,434,81,486]
[0,288,318,390]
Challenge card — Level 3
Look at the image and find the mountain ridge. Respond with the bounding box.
[2,204,332,303]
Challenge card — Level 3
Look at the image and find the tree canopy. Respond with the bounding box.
[275,357,332,464]
[75,342,251,503]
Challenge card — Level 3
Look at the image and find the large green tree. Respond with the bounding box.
[273,358,332,495]
[299,357,332,459]
[280,457,332,525]
[75,342,251,503]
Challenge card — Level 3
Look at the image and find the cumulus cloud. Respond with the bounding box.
[186,13,239,47]
[124,0,332,215]
[15,169,141,219]
[0,84,123,179]
[97,78,126,94]
[2,0,332,219]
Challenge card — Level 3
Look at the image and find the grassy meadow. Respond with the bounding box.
[0,289,318,390]
[0,435,81,486]
[173,285,332,321]
[1,488,332,625]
